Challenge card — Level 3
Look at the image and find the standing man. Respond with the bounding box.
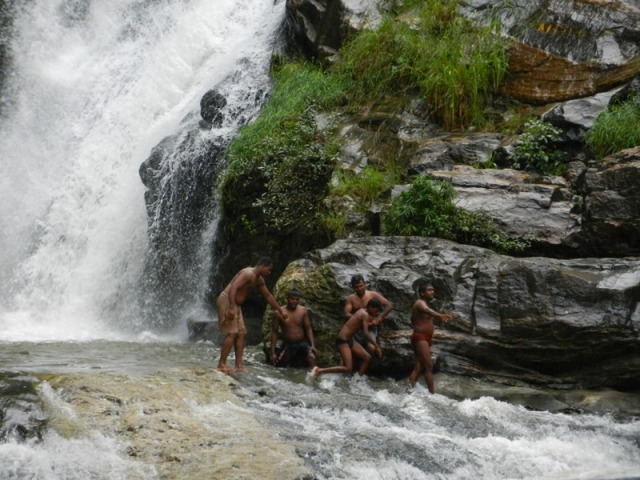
[216,256,288,372]
[312,299,383,378]
[408,283,452,393]
[270,289,317,369]
[344,274,392,358]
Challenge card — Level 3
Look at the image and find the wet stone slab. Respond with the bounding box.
[42,369,309,480]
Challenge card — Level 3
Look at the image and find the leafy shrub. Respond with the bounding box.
[452,209,531,254]
[251,108,336,232]
[585,99,640,159]
[382,176,458,237]
[221,63,342,234]
[511,119,565,175]
[224,62,343,171]
[382,175,530,254]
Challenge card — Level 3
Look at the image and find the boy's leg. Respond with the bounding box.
[415,341,434,393]
[306,345,317,369]
[234,333,246,371]
[408,358,421,387]
[352,342,371,376]
[313,343,353,376]
[216,292,237,372]
[218,333,236,371]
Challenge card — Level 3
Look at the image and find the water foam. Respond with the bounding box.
[0,0,283,341]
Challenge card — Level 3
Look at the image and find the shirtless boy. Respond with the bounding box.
[408,283,452,393]
[271,289,317,369]
[312,298,383,378]
[216,256,288,372]
[343,275,392,358]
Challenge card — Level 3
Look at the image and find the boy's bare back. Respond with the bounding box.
[224,267,263,305]
[338,308,369,339]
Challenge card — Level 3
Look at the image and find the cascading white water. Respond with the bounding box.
[0,0,284,341]
[1,4,640,479]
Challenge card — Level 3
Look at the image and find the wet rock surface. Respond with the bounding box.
[44,369,309,479]
[267,237,640,392]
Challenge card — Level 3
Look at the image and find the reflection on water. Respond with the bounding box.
[0,341,639,480]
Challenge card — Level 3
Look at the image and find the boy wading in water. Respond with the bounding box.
[271,289,317,369]
[343,274,392,359]
[216,257,288,372]
[311,299,382,378]
[408,284,452,393]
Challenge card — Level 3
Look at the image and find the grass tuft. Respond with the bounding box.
[585,99,640,159]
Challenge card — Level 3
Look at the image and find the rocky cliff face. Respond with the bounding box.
[268,236,640,390]
[461,0,640,103]
[138,0,640,390]
[281,0,640,259]
[286,0,640,102]
[259,0,640,389]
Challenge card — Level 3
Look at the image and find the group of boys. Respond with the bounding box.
[215,257,451,393]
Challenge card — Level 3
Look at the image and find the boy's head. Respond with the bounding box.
[286,289,301,307]
[418,283,435,299]
[287,288,301,300]
[256,256,274,276]
[365,298,382,314]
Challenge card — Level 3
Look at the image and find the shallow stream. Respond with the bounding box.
[0,339,638,480]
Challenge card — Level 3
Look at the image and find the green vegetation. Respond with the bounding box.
[223,62,343,172]
[585,99,640,159]
[320,210,348,239]
[382,176,457,238]
[510,118,565,175]
[320,166,399,238]
[221,62,343,234]
[329,166,399,206]
[221,1,512,243]
[382,176,530,254]
[333,0,508,128]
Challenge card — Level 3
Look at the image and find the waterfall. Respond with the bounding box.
[0,0,284,341]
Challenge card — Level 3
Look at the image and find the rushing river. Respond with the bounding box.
[1,0,639,478]
[0,340,639,479]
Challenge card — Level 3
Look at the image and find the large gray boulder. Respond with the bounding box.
[460,0,640,103]
[266,236,640,390]
[430,166,581,256]
[576,146,640,256]
[542,88,622,143]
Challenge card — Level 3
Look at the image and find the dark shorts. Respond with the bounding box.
[335,337,354,348]
[275,341,312,368]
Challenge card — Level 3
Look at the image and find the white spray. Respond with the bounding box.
[0,0,284,341]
